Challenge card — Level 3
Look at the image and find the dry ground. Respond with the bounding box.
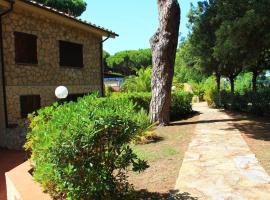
[128,113,199,197]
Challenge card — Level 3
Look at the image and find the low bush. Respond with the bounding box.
[113,90,193,120]
[25,94,150,200]
[210,89,270,116]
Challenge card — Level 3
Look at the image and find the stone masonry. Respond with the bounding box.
[0,5,103,149]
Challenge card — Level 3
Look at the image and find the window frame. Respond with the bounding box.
[14,31,38,65]
[59,40,84,68]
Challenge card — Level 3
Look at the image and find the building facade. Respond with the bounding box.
[0,0,117,149]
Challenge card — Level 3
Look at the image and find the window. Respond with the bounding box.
[14,32,37,64]
[59,41,83,68]
[20,95,41,118]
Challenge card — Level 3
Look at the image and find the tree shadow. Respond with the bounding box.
[170,118,246,126]
[130,189,198,200]
[225,111,270,141]
[170,111,202,124]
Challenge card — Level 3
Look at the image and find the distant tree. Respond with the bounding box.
[106,49,152,76]
[103,51,111,73]
[35,0,87,17]
[174,40,206,83]
[150,0,180,125]
[188,1,222,92]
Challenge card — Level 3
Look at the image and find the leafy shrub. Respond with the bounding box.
[121,68,152,92]
[171,90,193,120]
[210,89,270,116]
[25,94,150,200]
[104,85,114,96]
[113,90,193,120]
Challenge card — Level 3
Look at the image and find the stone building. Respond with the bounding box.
[0,0,118,149]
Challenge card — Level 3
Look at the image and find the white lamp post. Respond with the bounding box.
[55,86,68,99]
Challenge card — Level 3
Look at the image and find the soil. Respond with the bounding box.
[128,113,200,197]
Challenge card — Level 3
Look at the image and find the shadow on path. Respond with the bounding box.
[225,111,270,141]
[131,189,198,200]
[171,118,246,126]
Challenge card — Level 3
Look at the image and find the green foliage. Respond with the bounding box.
[25,94,150,199]
[106,49,152,75]
[170,90,193,120]
[121,68,152,92]
[114,90,193,120]
[207,88,270,116]
[104,85,114,97]
[35,0,87,17]
[174,40,206,83]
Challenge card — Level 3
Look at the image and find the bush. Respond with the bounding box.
[25,94,150,200]
[210,89,270,116]
[171,90,193,120]
[113,90,193,120]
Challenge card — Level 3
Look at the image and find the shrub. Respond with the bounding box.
[209,89,270,116]
[25,94,150,200]
[171,90,193,120]
[113,90,193,120]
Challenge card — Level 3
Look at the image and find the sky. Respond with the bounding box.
[81,0,199,55]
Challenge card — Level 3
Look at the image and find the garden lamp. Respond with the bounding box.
[55,86,68,99]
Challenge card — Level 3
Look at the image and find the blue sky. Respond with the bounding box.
[81,0,199,54]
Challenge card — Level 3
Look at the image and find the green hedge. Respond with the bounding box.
[25,94,150,200]
[113,90,193,120]
[211,89,270,116]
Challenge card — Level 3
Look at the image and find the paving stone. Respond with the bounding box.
[175,102,270,200]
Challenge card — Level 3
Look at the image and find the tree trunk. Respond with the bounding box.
[252,70,258,93]
[216,73,221,92]
[149,0,180,126]
[216,73,221,106]
[229,76,235,95]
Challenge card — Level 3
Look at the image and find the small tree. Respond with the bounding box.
[149,0,180,125]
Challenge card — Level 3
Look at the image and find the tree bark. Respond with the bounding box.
[229,76,235,95]
[216,73,221,92]
[149,0,180,126]
[252,70,258,93]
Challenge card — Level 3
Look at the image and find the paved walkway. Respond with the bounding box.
[175,102,270,200]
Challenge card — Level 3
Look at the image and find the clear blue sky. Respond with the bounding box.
[81,0,199,55]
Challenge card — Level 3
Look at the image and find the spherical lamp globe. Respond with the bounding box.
[55,86,68,99]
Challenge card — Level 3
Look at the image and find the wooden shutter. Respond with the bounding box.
[14,32,37,64]
[20,95,41,118]
[59,41,83,68]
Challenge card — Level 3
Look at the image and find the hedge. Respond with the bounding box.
[25,94,150,200]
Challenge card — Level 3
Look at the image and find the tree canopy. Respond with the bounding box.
[186,0,270,93]
[105,49,152,76]
[35,0,87,17]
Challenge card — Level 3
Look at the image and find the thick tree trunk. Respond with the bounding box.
[229,76,235,95]
[252,70,258,93]
[149,0,180,126]
[216,73,221,92]
[216,73,221,106]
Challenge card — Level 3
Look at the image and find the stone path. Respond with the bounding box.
[175,102,270,200]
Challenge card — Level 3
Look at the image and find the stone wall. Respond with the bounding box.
[0,6,103,149]
[2,8,102,124]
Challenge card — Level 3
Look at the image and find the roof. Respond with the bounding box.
[7,0,118,38]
